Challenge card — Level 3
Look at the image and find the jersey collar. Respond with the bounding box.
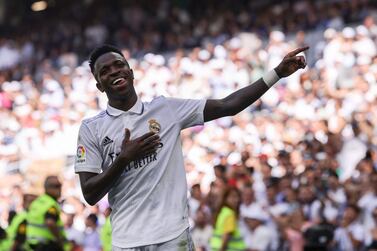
[106,98,143,117]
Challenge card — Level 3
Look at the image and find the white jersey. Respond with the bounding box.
[74,96,206,248]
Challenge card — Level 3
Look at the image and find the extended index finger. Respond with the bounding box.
[287,46,309,57]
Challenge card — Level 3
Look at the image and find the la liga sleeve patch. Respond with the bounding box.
[76,145,86,163]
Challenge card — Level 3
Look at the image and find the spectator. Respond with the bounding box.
[26,176,68,251]
[5,192,37,251]
[334,204,365,251]
[366,207,377,250]
[62,204,84,251]
[241,206,276,251]
[83,214,101,251]
[189,183,203,218]
[210,186,246,251]
[191,208,213,251]
[273,207,312,251]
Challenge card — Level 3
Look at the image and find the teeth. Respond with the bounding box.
[112,78,124,85]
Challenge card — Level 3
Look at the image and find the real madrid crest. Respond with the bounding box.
[149,119,161,133]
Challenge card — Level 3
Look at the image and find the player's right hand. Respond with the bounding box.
[118,128,161,162]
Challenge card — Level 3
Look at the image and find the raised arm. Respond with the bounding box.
[78,129,160,205]
[203,46,308,122]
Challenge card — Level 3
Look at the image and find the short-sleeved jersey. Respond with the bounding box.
[75,96,206,248]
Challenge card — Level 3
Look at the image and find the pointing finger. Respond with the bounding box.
[286,46,309,57]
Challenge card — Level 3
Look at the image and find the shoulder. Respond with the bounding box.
[79,111,108,136]
[223,207,235,214]
[142,96,174,112]
[46,206,59,215]
[148,96,204,108]
[30,195,58,211]
[82,111,107,125]
[148,95,196,104]
[146,95,168,106]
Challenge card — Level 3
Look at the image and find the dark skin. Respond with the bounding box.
[78,46,308,206]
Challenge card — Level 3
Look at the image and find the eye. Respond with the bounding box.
[100,68,108,75]
[116,61,125,67]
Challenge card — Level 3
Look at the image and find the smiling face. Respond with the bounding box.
[94,52,136,102]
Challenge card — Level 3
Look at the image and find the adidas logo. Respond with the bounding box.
[102,136,113,146]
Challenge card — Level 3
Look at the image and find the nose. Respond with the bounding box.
[109,68,121,77]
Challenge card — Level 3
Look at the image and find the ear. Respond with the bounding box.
[96,82,105,92]
[130,69,134,80]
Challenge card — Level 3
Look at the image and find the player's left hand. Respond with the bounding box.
[274,46,309,78]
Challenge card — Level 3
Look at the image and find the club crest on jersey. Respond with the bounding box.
[149,119,161,133]
[76,145,86,163]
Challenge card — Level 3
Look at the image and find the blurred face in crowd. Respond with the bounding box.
[328,175,339,190]
[191,185,202,200]
[298,186,314,204]
[241,187,254,205]
[342,206,359,227]
[290,209,305,230]
[344,183,360,204]
[279,177,291,190]
[214,165,226,179]
[260,163,272,179]
[85,216,96,229]
[266,185,277,204]
[23,194,37,210]
[64,214,75,227]
[45,176,62,200]
[284,188,297,203]
[225,188,241,210]
[304,169,316,185]
[94,52,135,102]
[357,159,373,175]
[195,210,207,228]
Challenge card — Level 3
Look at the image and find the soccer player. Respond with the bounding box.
[75,44,308,251]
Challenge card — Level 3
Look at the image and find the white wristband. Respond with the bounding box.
[262,69,280,88]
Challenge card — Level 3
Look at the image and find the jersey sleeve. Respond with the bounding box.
[74,122,103,174]
[165,97,206,129]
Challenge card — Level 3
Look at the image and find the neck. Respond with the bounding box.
[109,93,137,111]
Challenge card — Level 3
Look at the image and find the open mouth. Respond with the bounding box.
[112,78,126,86]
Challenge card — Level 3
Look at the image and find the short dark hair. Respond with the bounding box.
[214,164,226,174]
[44,175,59,189]
[89,44,124,73]
[87,213,98,225]
[346,204,361,215]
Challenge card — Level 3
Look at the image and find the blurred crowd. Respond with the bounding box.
[1,0,377,250]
